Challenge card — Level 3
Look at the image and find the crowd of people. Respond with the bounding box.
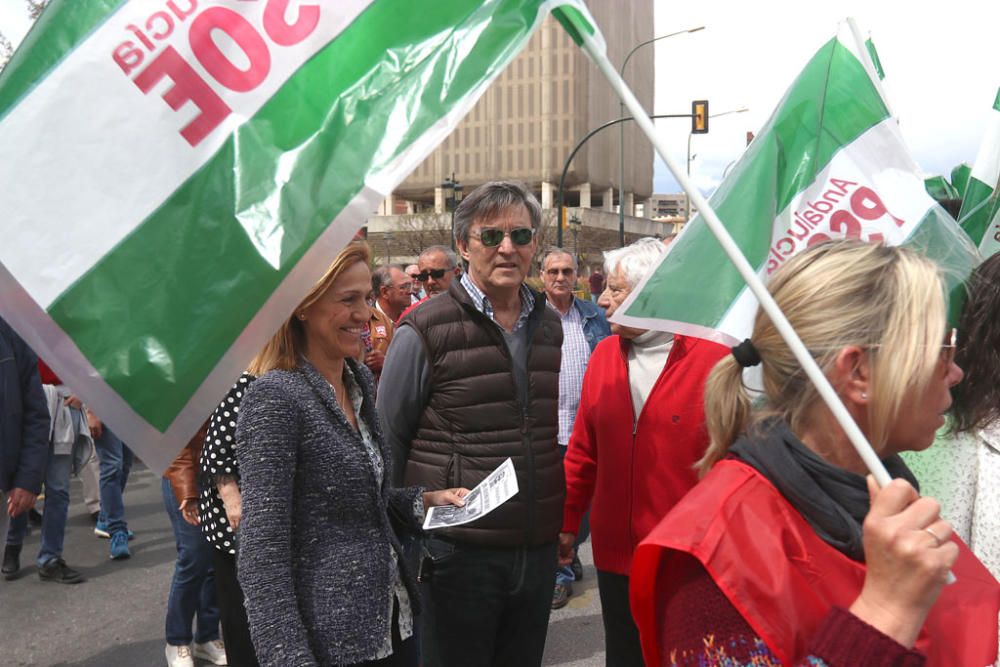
[1,179,999,667]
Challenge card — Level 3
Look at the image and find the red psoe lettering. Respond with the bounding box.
[829,210,862,239]
[263,0,320,46]
[134,46,232,146]
[190,7,271,93]
[145,11,175,41]
[850,187,904,227]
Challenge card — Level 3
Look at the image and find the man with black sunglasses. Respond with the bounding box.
[378,181,564,667]
[415,246,460,298]
[398,246,462,320]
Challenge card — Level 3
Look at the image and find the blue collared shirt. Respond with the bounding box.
[548,297,591,446]
[460,273,535,332]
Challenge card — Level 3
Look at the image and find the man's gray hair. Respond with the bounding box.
[419,245,459,269]
[542,247,577,271]
[603,238,666,290]
[372,264,401,294]
[453,181,542,245]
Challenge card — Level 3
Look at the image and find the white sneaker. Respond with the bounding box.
[165,644,195,667]
[193,639,228,665]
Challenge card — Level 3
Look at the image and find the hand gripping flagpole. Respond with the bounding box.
[580,32,894,487]
[580,29,956,583]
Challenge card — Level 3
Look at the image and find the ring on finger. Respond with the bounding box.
[923,526,944,546]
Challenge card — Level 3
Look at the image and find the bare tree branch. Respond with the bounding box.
[0,32,13,73]
[26,0,48,21]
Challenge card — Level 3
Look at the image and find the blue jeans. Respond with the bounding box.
[94,428,132,534]
[162,478,220,646]
[6,451,72,567]
[556,446,590,586]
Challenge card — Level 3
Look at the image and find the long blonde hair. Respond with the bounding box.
[699,240,946,474]
[247,242,371,375]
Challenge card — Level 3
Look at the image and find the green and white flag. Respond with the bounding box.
[978,208,1000,258]
[0,0,599,471]
[614,22,980,344]
[958,87,1000,256]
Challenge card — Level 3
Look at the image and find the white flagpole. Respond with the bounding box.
[577,31,895,487]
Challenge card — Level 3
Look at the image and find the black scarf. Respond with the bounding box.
[730,419,919,562]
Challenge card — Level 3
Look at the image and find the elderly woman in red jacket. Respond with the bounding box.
[559,238,727,666]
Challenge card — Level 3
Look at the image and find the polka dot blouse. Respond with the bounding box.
[198,372,256,554]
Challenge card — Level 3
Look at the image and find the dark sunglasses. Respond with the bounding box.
[416,268,447,282]
[471,227,535,248]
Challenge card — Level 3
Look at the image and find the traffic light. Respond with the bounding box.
[692,100,709,134]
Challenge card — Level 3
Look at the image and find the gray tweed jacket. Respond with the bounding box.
[235,358,423,666]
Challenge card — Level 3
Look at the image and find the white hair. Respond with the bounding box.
[603,238,666,289]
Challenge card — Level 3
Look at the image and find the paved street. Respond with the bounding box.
[1,464,606,666]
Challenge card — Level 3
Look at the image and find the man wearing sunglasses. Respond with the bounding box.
[416,245,461,298]
[378,181,564,667]
[404,264,425,302]
[398,246,462,319]
[540,248,611,610]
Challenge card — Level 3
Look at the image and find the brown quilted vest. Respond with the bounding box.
[400,281,565,547]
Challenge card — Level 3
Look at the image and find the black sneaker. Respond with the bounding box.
[571,554,584,582]
[38,559,84,584]
[2,544,21,580]
[552,581,572,610]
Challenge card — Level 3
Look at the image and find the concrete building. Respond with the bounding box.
[381,0,655,217]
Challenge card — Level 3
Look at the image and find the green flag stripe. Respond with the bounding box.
[45,0,545,430]
[623,37,888,326]
[553,6,595,46]
[994,88,1000,112]
[0,0,125,122]
[959,177,999,245]
[864,38,885,80]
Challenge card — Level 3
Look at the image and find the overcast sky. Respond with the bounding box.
[648,0,999,196]
[3,0,996,201]
[0,0,30,48]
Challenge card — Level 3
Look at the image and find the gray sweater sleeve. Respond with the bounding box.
[376,324,432,488]
[235,380,318,667]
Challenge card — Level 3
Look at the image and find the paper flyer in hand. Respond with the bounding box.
[423,458,518,530]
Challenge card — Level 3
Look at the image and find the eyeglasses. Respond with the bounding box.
[545,267,575,276]
[470,227,535,248]
[408,273,421,281]
[416,268,447,282]
[397,282,413,292]
[940,328,957,366]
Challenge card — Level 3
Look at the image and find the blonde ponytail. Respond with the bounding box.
[698,354,753,475]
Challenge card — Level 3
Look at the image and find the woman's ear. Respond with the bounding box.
[831,345,871,406]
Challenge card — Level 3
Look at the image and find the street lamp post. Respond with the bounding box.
[619,26,704,247]
[569,213,582,262]
[685,107,749,221]
[557,113,694,248]
[442,173,463,250]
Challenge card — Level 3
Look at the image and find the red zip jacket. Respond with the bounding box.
[562,333,727,575]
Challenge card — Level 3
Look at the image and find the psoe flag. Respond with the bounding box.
[958,87,1000,252]
[614,21,980,345]
[0,0,598,471]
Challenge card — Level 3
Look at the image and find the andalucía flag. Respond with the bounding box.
[614,22,981,344]
[958,88,1000,257]
[0,0,598,470]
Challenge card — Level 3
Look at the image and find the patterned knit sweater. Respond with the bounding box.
[236,359,423,666]
[659,552,926,667]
